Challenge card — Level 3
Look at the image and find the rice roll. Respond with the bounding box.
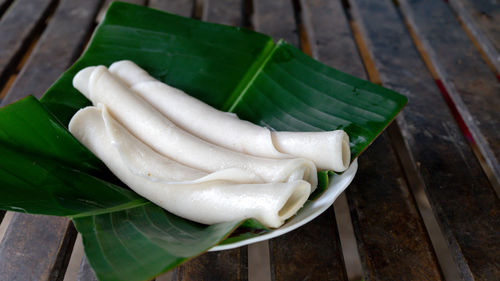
[109,60,350,172]
[69,106,311,228]
[73,65,317,188]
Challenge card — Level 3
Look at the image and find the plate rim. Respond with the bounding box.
[210,159,358,251]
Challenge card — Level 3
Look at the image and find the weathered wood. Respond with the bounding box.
[77,256,98,281]
[270,211,348,281]
[449,0,500,73]
[253,0,298,47]
[351,0,500,279]
[398,0,500,193]
[2,0,102,106]
[203,0,244,26]
[175,248,248,281]
[0,0,55,88]
[0,214,77,280]
[456,0,500,51]
[301,0,442,280]
[347,134,443,280]
[149,0,193,17]
[247,242,271,281]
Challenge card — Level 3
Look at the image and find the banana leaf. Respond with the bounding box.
[0,2,407,281]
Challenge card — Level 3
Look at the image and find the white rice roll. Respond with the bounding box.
[69,106,311,228]
[73,65,317,188]
[109,60,351,172]
[102,104,258,183]
[271,131,350,172]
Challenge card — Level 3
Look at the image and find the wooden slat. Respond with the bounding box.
[253,0,298,47]
[247,242,271,281]
[350,0,500,279]
[301,0,442,279]
[0,0,55,87]
[149,0,193,17]
[455,0,500,51]
[175,248,248,281]
[97,0,146,23]
[173,2,249,280]
[300,0,365,79]
[449,0,500,74]
[347,134,443,280]
[0,214,77,280]
[398,0,500,193]
[252,1,348,280]
[270,211,348,281]
[203,0,243,26]
[0,0,104,280]
[2,0,102,105]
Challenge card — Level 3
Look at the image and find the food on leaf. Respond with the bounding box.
[69,105,311,228]
[73,65,317,187]
[109,60,351,171]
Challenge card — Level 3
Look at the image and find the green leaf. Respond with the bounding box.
[1,2,407,281]
[0,96,105,175]
[0,97,141,215]
[232,42,406,157]
[74,204,244,281]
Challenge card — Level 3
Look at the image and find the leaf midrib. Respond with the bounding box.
[222,40,281,112]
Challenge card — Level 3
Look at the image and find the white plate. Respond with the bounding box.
[210,159,358,251]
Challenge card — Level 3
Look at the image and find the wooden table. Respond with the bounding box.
[0,0,499,280]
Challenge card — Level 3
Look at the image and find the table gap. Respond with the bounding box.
[63,234,85,281]
[0,0,14,20]
[0,32,42,101]
[291,0,311,56]
[447,0,500,78]
[455,14,500,80]
[0,212,13,245]
[340,0,381,85]
[395,0,500,198]
[242,0,253,30]
[192,0,203,19]
[346,1,463,279]
[0,0,59,98]
[49,222,78,281]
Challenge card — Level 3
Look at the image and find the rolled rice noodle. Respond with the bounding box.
[69,106,311,228]
[109,60,351,172]
[73,66,317,188]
